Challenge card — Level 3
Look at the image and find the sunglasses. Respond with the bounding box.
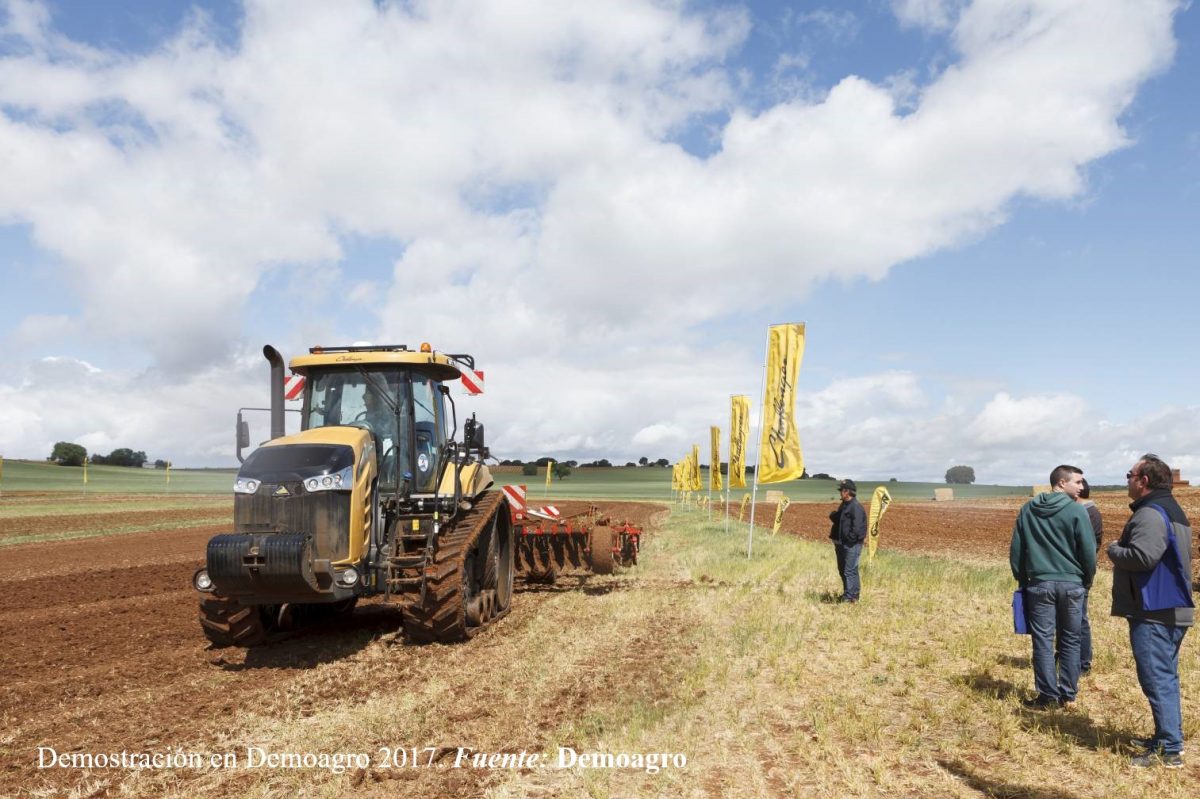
[1126,471,1142,480]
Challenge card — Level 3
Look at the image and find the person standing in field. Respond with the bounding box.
[1107,453,1193,769]
[1009,465,1097,709]
[828,479,867,603]
[1076,478,1104,674]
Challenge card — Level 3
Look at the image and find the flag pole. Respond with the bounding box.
[746,332,770,559]
[724,420,731,535]
[707,467,712,520]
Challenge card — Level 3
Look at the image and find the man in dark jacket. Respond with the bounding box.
[1010,465,1097,709]
[829,479,867,603]
[1077,479,1104,674]
[1107,453,1193,768]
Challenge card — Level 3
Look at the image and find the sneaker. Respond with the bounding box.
[1129,737,1186,755]
[1021,695,1060,710]
[1131,751,1184,769]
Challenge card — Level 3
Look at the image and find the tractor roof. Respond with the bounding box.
[289,344,468,381]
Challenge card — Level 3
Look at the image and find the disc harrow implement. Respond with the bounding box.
[502,485,642,584]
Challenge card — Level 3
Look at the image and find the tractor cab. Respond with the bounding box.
[300,366,447,494]
[288,344,468,498]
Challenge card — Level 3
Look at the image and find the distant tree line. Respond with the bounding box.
[49,442,154,469]
[499,456,672,470]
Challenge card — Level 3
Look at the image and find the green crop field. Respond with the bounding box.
[0,458,235,494]
[1,459,1035,502]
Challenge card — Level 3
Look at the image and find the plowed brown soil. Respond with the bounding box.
[0,497,665,798]
[767,486,1200,570]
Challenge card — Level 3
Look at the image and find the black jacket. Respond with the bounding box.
[829,499,867,547]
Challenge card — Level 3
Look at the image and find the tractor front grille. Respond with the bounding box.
[234,488,351,561]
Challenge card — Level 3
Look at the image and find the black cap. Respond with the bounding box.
[839,479,857,494]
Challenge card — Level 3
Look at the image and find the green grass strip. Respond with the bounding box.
[0,515,231,547]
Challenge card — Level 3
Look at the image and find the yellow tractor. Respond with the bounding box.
[192,343,511,645]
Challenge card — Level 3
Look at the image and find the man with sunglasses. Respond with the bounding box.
[1107,454,1194,768]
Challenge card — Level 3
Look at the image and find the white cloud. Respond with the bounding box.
[632,423,687,447]
[892,0,968,32]
[967,391,1089,445]
[0,0,1188,476]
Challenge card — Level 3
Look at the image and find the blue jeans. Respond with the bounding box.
[835,542,862,600]
[1129,620,1188,755]
[1025,581,1085,701]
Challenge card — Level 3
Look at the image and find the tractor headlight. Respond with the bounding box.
[233,478,260,494]
[336,568,359,587]
[304,464,353,493]
[193,569,215,592]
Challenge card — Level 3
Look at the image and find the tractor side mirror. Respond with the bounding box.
[464,415,485,451]
[236,413,251,463]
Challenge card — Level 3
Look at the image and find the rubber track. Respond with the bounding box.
[402,491,507,643]
[198,595,267,647]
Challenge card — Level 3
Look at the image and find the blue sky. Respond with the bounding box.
[0,0,1196,484]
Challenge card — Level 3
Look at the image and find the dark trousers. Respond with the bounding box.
[835,542,862,600]
[1080,590,1092,670]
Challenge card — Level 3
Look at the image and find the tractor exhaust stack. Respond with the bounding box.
[263,345,285,441]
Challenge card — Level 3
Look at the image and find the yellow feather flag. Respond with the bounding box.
[546,460,554,490]
[772,496,791,535]
[738,492,750,521]
[710,426,723,492]
[756,323,805,484]
[166,460,171,485]
[690,445,702,491]
[867,485,892,562]
[83,459,89,485]
[729,395,750,489]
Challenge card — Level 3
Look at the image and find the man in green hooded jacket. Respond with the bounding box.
[1010,465,1098,709]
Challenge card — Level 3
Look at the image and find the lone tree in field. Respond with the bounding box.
[50,441,87,466]
[945,465,976,485]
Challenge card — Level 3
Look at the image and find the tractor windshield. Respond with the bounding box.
[303,367,447,493]
[304,368,410,490]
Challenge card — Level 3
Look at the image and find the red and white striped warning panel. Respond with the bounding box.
[527,505,561,521]
[461,369,484,395]
[284,374,306,401]
[452,361,485,395]
[502,485,527,516]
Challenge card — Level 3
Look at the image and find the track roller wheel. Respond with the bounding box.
[589,525,615,575]
[402,492,514,643]
[198,595,269,647]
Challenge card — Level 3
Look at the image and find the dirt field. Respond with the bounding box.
[2,489,1196,797]
[0,497,666,797]
[769,487,1200,571]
